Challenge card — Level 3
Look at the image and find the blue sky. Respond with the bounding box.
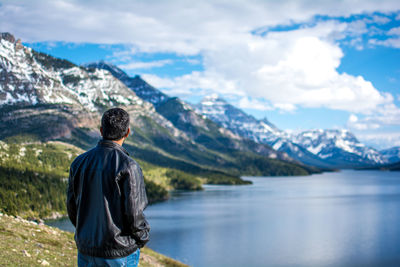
[1,0,400,149]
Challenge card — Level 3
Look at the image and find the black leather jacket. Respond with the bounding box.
[67,139,150,258]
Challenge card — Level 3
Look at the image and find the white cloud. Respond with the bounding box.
[347,114,380,130]
[185,58,202,65]
[273,103,297,112]
[370,103,400,125]
[348,114,358,123]
[152,21,393,114]
[347,102,400,149]
[106,49,136,63]
[118,59,173,70]
[368,25,400,48]
[388,27,400,35]
[141,72,244,98]
[252,36,387,112]
[364,14,391,24]
[369,37,400,48]
[357,132,400,150]
[236,97,273,111]
[2,0,400,52]
[347,103,400,132]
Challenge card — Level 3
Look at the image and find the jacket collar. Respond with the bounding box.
[97,139,130,156]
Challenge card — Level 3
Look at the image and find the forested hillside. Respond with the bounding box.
[0,141,201,218]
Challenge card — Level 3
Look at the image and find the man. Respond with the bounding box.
[67,108,150,267]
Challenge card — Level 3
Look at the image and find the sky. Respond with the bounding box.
[1,0,400,149]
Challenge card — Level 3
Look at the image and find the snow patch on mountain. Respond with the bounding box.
[84,62,169,106]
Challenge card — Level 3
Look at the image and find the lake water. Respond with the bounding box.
[48,170,400,267]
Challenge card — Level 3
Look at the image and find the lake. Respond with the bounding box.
[48,170,400,267]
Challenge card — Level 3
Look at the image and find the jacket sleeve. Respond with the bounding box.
[66,167,77,227]
[123,163,150,247]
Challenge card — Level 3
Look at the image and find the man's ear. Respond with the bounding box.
[100,127,103,136]
[124,128,131,138]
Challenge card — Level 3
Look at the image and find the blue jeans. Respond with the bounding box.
[78,249,140,267]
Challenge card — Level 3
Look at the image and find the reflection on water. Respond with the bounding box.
[48,170,400,267]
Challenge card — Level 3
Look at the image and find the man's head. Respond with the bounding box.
[101,108,130,141]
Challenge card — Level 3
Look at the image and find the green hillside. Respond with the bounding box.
[0,141,203,219]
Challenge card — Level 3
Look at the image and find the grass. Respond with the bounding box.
[139,160,203,190]
[0,213,188,267]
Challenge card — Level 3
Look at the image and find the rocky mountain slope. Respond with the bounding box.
[85,61,169,106]
[195,95,388,168]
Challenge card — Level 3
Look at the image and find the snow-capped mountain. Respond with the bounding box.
[85,61,169,106]
[196,95,283,143]
[380,147,400,163]
[196,95,387,168]
[196,95,332,167]
[0,32,186,140]
[0,34,140,111]
[293,129,387,167]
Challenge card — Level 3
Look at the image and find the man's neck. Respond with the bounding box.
[111,138,124,146]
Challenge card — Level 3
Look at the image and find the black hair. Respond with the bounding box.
[101,108,130,140]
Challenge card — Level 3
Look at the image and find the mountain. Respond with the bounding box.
[195,95,333,168]
[85,61,169,106]
[293,129,386,168]
[0,32,317,183]
[195,95,387,168]
[0,33,191,151]
[196,95,282,143]
[380,147,400,164]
